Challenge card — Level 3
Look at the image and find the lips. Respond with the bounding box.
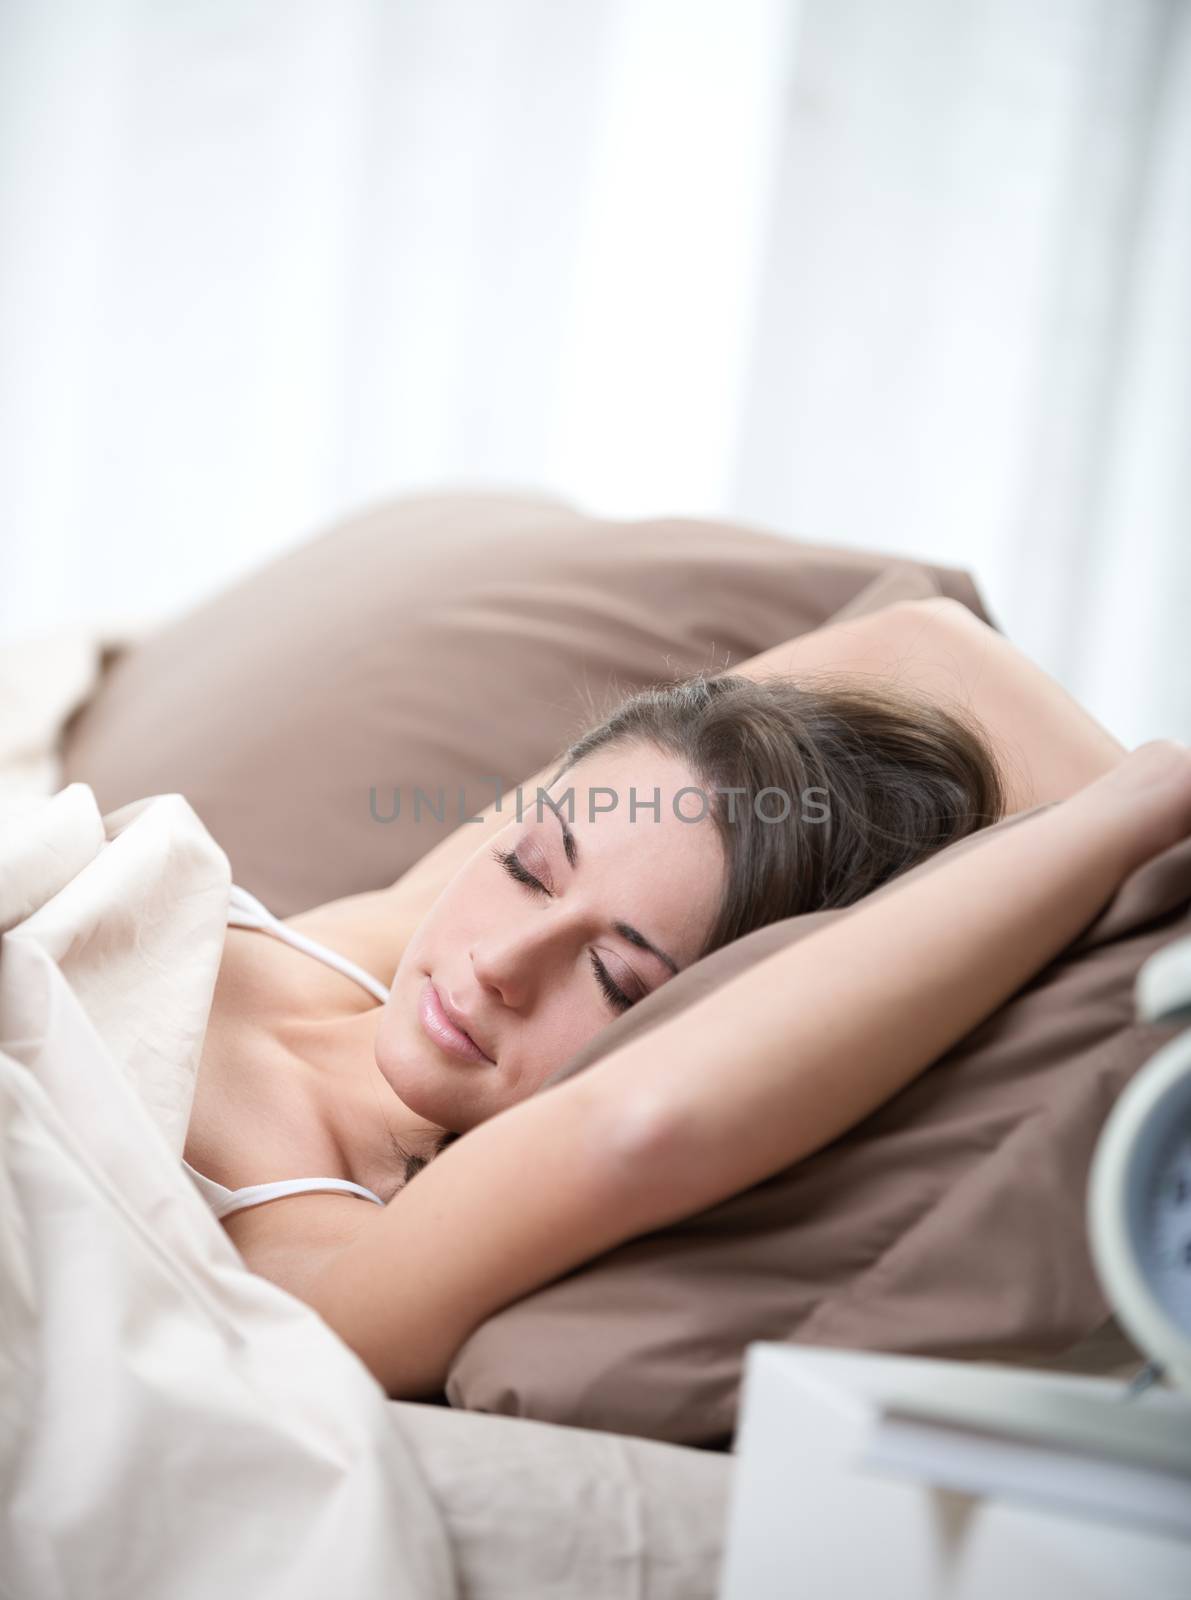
[419,977,494,1064]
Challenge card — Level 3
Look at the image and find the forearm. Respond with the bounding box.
[574,781,1148,1225]
[729,598,1125,811]
[922,599,1126,806]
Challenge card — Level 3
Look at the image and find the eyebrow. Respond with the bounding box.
[543,795,680,976]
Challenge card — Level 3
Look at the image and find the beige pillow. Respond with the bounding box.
[61,490,991,913]
[443,810,1189,1447]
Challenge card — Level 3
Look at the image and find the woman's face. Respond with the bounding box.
[374,743,726,1133]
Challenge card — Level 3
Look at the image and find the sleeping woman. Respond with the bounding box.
[181,595,1189,1399]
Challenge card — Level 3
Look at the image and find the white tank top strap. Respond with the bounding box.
[214,1176,386,1218]
[226,882,391,1004]
[194,886,392,1220]
[182,1158,385,1219]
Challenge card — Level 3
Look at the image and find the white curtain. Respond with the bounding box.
[1,0,1186,746]
[731,0,1191,748]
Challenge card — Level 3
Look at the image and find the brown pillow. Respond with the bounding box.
[444,806,1191,1449]
[60,490,993,913]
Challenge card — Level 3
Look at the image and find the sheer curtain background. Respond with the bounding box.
[1,0,1187,746]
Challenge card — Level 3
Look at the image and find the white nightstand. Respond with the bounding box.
[718,1345,1191,1600]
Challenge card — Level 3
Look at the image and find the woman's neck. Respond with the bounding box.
[289,1004,446,1200]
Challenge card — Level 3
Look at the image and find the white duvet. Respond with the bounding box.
[0,776,732,1600]
[0,781,457,1597]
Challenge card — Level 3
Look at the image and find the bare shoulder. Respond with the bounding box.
[222,1191,385,1308]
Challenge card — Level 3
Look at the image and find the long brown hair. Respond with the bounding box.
[406,667,1007,1181]
[545,669,1006,956]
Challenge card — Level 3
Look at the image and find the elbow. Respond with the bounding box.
[603,1090,682,1166]
[598,1089,695,1229]
[558,1068,682,1172]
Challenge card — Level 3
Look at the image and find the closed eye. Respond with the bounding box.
[488,843,637,1015]
[490,843,547,895]
[587,948,634,1014]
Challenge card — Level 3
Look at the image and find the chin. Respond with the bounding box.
[372,1017,442,1122]
[373,974,486,1133]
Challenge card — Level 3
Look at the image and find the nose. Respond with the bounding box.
[470,907,570,1009]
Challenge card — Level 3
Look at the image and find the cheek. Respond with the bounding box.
[513,1003,606,1100]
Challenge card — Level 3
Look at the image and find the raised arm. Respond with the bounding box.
[733,596,1126,810]
[298,739,1189,1400]
[379,602,926,926]
[377,598,1125,940]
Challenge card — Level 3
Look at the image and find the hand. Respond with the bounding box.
[1068,738,1191,871]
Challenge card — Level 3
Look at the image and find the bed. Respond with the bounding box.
[4,490,1182,1598]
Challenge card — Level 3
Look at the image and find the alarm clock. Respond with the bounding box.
[1088,933,1191,1393]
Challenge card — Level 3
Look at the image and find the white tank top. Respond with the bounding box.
[182,882,391,1220]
